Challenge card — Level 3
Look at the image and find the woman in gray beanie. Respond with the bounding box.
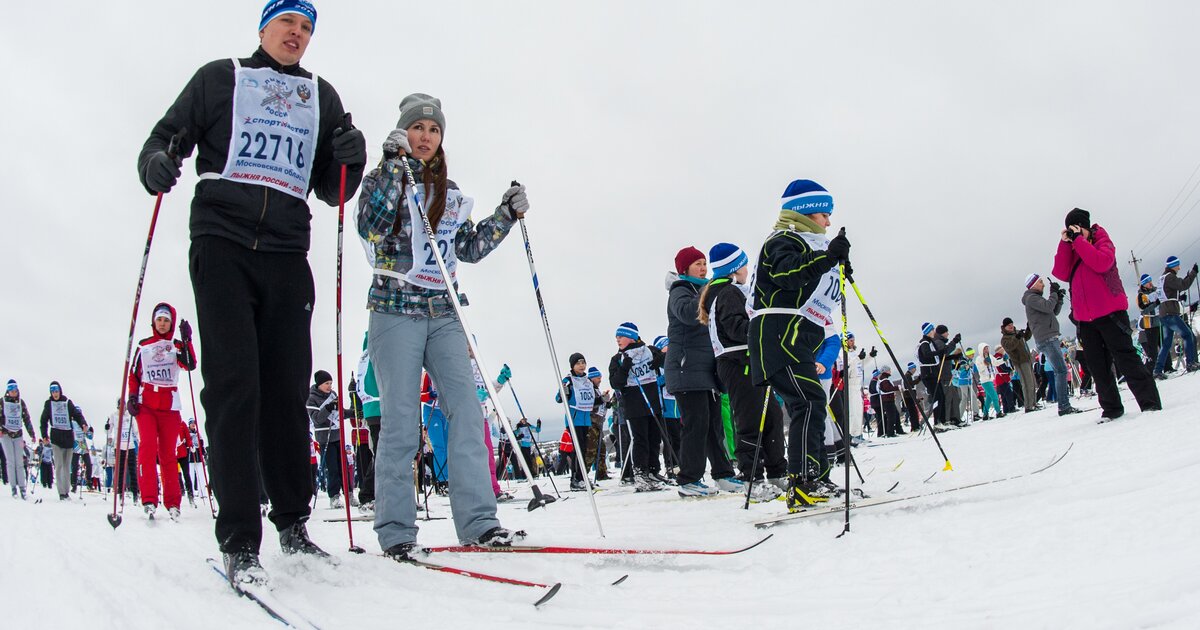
[356,93,530,560]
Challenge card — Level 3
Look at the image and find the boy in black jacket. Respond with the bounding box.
[608,323,666,492]
[748,180,851,513]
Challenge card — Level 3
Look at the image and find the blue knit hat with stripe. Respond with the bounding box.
[616,322,639,340]
[259,0,317,33]
[587,367,602,380]
[907,362,917,371]
[1140,273,1153,286]
[653,335,669,350]
[708,243,748,279]
[5,379,16,393]
[921,322,935,336]
[1166,255,1181,269]
[781,180,834,215]
[846,332,855,340]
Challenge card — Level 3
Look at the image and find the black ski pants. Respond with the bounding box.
[675,390,735,486]
[626,415,660,476]
[177,456,194,500]
[569,431,589,483]
[357,420,380,504]
[190,236,314,554]
[1078,312,1161,415]
[323,439,344,499]
[766,365,828,480]
[717,359,786,480]
[922,376,947,426]
[1140,327,1161,372]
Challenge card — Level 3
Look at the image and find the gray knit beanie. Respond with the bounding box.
[396,93,445,133]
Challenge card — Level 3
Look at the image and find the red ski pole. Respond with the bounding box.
[185,368,217,518]
[332,114,364,553]
[109,129,185,529]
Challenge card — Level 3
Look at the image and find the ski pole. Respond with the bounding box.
[330,114,364,554]
[630,377,681,474]
[846,272,953,471]
[396,160,550,513]
[509,383,561,498]
[837,258,852,538]
[512,189,605,535]
[109,128,185,530]
[184,368,217,519]
[742,386,772,509]
[825,404,865,484]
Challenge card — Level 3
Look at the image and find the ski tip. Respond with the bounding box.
[533,582,562,608]
[611,574,629,586]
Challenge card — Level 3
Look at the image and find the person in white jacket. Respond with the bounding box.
[975,343,1004,420]
[842,334,866,439]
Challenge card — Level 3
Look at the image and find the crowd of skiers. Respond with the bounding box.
[17,0,1194,591]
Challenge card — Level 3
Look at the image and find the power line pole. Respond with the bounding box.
[1129,250,1143,280]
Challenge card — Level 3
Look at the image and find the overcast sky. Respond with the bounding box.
[3,1,1199,435]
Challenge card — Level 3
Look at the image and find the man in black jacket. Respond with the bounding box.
[137,1,366,586]
[39,381,85,500]
[608,323,666,492]
[917,323,960,428]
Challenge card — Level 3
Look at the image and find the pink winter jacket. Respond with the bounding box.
[1051,224,1127,322]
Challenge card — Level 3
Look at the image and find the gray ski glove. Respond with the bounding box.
[499,183,529,220]
[382,129,412,159]
[143,151,182,194]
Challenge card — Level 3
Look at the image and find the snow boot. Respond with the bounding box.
[748,481,783,502]
[1058,406,1085,416]
[359,500,376,514]
[328,494,343,509]
[279,521,330,558]
[383,542,427,562]
[677,481,719,498]
[569,480,587,492]
[495,492,514,503]
[222,551,268,588]
[634,473,663,492]
[715,477,745,493]
[144,504,157,520]
[470,526,527,548]
[786,475,830,513]
[168,507,180,522]
[768,477,789,493]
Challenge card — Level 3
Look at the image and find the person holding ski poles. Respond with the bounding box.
[2,380,35,500]
[609,323,668,492]
[748,179,852,513]
[1052,208,1160,420]
[126,303,197,521]
[1153,256,1198,377]
[357,93,527,561]
[555,353,596,491]
[138,0,367,583]
[698,242,787,501]
[40,382,85,501]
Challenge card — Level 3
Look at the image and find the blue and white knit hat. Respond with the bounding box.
[1166,255,1181,269]
[1140,273,1153,286]
[653,335,669,350]
[781,179,834,215]
[871,369,880,378]
[1024,273,1041,289]
[5,379,16,392]
[615,322,639,341]
[846,332,855,340]
[708,243,748,279]
[921,322,935,336]
[259,0,317,33]
[906,362,917,371]
[587,367,602,380]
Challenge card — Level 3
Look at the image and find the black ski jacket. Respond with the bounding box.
[917,336,956,383]
[665,278,719,393]
[39,393,85,450]
[138,48,364,253]
[609,341,665,419]
[700,278,752,370]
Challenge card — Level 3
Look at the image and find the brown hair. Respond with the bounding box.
[697,280,717,326]
[395,147,449,235]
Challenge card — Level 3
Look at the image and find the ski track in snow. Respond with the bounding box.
[4,376,1200,629]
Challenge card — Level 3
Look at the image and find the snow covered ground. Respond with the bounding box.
[4,374,1199,629]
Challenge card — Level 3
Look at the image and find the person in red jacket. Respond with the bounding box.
[127,303,197,520]
[176,417,195,508]
[557,428,574,476]
[1051,208,1160,420]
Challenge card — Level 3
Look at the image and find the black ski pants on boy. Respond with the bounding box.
[717,359,786,481]
[766,365,828,480]
[191,236,314,554]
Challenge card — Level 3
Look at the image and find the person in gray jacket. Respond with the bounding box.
[306,370,345,508]
[1154,256,1198,377]
[1021,273,1082,416]
[665,246,739,498]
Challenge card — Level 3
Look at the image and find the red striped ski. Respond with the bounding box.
[425,533,773,556]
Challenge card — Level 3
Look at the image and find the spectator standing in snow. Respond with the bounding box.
[307,370,345,508]
[1153,256,1198,377]
[1135,274,1163,373]
[974,345,1003,420]
[1022,273,1082,416]
[1051,208,1160,420]
[1000,318,1038,413]
[586,367,612,481]
[108,401,139,501]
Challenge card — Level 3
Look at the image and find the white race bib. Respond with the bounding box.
[219,60,319,199]
[794,232,842,328]
[141,339,180,387]
[50,401,70,431]
[568,375,595,413]
[405,187,473,290]
[625,346,658,386]
[3,401,21,432]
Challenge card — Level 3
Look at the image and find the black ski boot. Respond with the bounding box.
[470,526,527,548]
[279,521,330,558]
[786,474,830,513]
[222,550,268,588]
[383,542,426,562]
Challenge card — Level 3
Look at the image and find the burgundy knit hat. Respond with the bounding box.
[674,246,705,275]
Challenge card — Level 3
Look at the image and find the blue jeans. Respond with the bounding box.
[1036,337,1071,412]
[1155,315,1197,373]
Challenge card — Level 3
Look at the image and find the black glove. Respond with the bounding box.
[951,333,962,345]
[1192,263,1199,276]
[1048,281,1061,294]
[857,349,866,360]
[869,347,878,358]
[143,151,182,194]
[827,231,851,262]
[842,258,855,280]
[126,395,140,417]
[332,127,367,166]
[348,377,357,394]
[536,419,543,431]
[620,353,633,371]
[179,319,192,343]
